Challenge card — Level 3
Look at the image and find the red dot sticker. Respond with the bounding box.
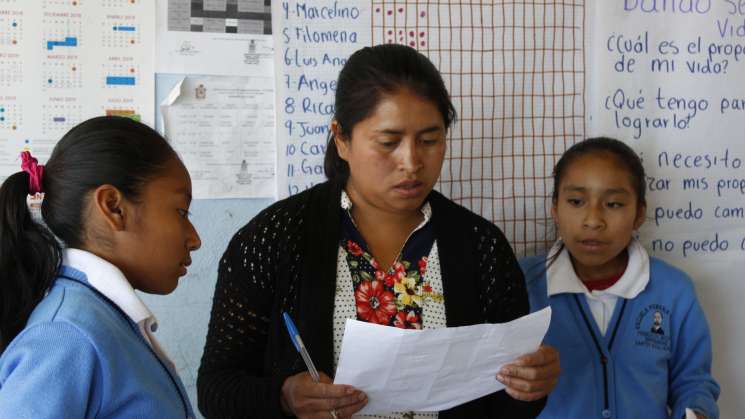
[420,11,426,18]
[387,10,392,15]
[387,30,393,35]
[375,7,380,13]
[409,31,415,37]
[420,32,425,37]
[421,41,426,47]
[409,41,415,47]
[398,8,404,13]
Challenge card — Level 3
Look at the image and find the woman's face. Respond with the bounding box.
[335,89,447,215]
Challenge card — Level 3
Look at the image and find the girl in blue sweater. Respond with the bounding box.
[0,117,201,418]
[520,137,719,419]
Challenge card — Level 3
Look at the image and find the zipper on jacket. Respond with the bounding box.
[60,275,191,418]
[573,295,627,417]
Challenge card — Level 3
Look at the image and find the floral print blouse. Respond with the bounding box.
[341,209,443,330]
[332,191,445,419]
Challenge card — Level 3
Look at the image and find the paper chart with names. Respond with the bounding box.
[0,0,155,181]
[272,1,372,197]
[161,76,275,199]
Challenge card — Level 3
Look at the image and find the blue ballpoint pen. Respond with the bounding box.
[282,312,321,382]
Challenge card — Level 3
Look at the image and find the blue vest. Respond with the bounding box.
[520,255,719,419]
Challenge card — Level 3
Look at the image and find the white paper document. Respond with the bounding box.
[155,0,273,76]
[161,76,275,199]
[334,307,552,414]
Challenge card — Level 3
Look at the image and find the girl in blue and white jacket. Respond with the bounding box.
[0,117,201,418]
[521,137,719,419]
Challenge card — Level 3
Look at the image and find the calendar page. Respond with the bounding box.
[0,0,155,180]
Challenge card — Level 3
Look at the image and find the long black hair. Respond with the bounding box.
[0,116,178,350]
[324,44,457,184]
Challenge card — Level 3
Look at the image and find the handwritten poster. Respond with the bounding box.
[272,2,371,197]
[272,2,585,261]
[588,2,745,414]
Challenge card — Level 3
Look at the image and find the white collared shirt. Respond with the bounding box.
[546,238,650,335]
[62,248,175,368]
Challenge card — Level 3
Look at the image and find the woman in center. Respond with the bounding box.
[198,44,559,419]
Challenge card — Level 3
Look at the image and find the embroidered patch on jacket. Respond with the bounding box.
[634,304,672,351]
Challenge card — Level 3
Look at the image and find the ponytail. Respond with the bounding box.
[0,172,61,350]
[0,116,177,350]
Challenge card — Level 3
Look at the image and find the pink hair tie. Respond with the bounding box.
[20,151,44,194]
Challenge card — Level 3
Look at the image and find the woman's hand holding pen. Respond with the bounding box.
[496,344,561,401]
[281,372,368,419]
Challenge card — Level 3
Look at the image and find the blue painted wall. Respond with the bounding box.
[139,74,275,417]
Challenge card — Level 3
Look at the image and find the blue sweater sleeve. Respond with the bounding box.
[0,322,101,419]
[668,281,720,419]
[518,255,549,314]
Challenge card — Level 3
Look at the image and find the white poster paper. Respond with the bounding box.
[587,2,745,415]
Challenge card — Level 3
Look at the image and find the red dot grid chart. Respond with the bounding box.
[42,59,82,89]
[101,18,141,48]
[0,13,22,46]
[41,100,82,135]
[371,1,586,256]
[0,99,21,132]
[372,3,429,48]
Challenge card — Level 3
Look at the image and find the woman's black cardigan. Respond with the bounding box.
[197,181,546,418]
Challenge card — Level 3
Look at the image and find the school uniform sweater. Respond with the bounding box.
[520,242,719,419]
[0,250,194,419]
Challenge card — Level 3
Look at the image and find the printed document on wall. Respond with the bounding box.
[161,76,275,199]
[155,0,273,76]
[0,0,155,181]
